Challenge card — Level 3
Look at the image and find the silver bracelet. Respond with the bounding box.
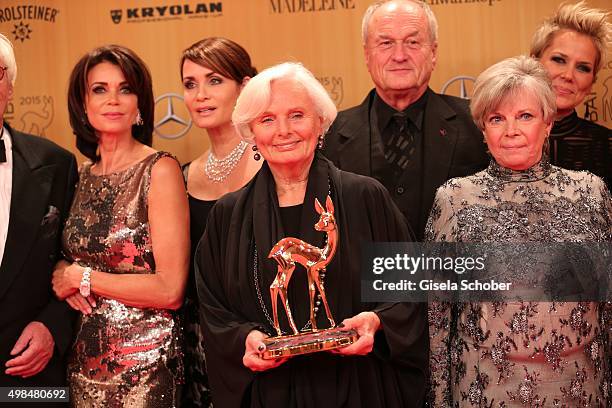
[79,266,92,297]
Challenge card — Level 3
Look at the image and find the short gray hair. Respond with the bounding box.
[470,56,556,131]
[0,34,17,86]
[232,62,337,143]
[530,1,610,77]
[361,0,438,45]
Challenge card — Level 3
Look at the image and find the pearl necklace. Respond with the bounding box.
[204,140,248,183]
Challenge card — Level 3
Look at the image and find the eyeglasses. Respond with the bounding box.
[0,67,7,82]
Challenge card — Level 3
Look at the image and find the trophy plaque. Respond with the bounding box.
[262,196,358,360]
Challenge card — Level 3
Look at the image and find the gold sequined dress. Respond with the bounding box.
[62,152,183,407]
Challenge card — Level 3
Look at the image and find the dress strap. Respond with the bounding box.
[181,162,191,186]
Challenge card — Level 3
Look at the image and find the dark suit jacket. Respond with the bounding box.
[323,89,489,239]
[0,124,77,386]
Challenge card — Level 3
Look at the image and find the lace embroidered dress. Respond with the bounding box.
[63,152,183,408]
[425,158,611,407]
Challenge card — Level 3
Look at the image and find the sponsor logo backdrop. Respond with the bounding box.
[0,0,609,164]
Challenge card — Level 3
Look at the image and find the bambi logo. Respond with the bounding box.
[602,75,612,122]
[19,96,54,138]
[154,93,192,140]
[110,9,122,24]
[316,75,344,106]
[440,76,475,100]
[583,92,599,122]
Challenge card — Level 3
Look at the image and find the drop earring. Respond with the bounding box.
[317,135,324,149]
[252,144,261,161]
[135,110,144,126]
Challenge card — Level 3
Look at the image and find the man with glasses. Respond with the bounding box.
[0,33,77,391]
[323,0,488,239]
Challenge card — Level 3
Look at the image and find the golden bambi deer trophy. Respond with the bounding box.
[262,196,358,359]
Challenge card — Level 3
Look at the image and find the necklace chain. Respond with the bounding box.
[204,140,248,183]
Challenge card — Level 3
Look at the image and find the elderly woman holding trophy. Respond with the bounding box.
[195,62,428,408]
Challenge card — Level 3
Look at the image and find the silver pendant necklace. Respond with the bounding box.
[204,140,248,183]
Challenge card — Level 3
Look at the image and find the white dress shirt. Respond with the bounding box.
[0,125,13,265]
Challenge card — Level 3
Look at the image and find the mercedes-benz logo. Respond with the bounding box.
[440,76,476,99]
[154,93,192,140]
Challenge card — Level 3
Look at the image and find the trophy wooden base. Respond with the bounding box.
[262,327,358,360]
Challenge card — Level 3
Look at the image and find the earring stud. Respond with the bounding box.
[252,144,261,161]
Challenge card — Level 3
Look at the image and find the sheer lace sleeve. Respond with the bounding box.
[593,176,612,363]
[425,181,459,242]
[425,184,458,407]
[594,175,612,241]
[426,301,453,407]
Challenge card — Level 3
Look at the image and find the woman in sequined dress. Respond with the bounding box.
[51,45,190,407]
[179,37,262,408]
[426,56,611,407]
[530,1,610,188]
[195,62,428,407]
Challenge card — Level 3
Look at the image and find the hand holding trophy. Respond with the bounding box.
[262,196,358,359]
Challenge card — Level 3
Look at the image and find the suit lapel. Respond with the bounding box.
[420,93,459,224]
[422,93,459,187]
[334,91,386,177]
[0,129,55,300]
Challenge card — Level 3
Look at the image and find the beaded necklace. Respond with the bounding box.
[204,140,248,182]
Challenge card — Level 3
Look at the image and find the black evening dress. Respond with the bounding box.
[549,111,610,189]
[196,153,429,408]
[181,162,216,408]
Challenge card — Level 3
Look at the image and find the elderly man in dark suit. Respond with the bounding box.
[0,33,77,388]
[323,0,488,239]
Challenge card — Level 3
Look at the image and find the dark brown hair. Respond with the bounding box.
[67,45,154,160]
[180,37,257,83]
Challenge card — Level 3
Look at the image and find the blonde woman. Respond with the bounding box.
[531,1,611,187]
